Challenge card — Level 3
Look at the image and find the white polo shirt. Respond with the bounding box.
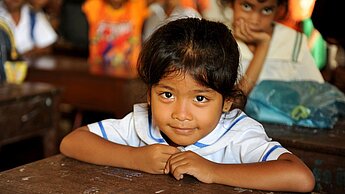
[88,103,290,164]
[238,22,324,84]
[0,3,57,54]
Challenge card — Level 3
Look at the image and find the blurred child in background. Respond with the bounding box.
[82,0,148,77]
[180,0,209,16]
[0,0,57,58]
[142,0,201,41]
[279,0,327,70]
[221,0,324,95]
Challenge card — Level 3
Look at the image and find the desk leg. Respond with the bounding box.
[43,92,61,157]
[43,128,57,157]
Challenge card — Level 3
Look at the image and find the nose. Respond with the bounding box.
[248,12,261,25]
[171,100,192,121]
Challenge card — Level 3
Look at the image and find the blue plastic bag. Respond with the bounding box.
[245,80,345,129]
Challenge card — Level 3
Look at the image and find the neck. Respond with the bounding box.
[11,11,21,25]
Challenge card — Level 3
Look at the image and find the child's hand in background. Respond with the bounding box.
[233,18,271,47]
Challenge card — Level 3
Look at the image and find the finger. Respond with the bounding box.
[164,151,183,174]
[241,20,251,38]
[235,20,250,42]
[170,161,188,180]
[164,151,179,174]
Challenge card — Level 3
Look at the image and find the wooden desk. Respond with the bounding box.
[0,82,61,157]
[0,154,289,194]
[25,55,146,119]
[264,120,345,194]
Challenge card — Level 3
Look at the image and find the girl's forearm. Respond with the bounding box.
[210,153,315,192]
[59,127,136,169]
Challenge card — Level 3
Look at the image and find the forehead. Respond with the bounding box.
[160,71,192,84]
[238,0,278,6]
[159,72,205,88]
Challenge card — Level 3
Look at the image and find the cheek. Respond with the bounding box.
[197,105,223,131]
[233,11,246,21]
[261,18,274,31]
[151,101,170,126]
[200,115,219,130]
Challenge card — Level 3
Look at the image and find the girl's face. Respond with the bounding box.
[232,0,279,34]
[149,72,232,146]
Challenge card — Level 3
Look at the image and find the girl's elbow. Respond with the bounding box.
[59,137,69,156]
[302,174,315,192]
[59,133,77,157]
[295,168,315,192]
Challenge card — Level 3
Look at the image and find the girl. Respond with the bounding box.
[60,18,315,192]
[221,0,324,95]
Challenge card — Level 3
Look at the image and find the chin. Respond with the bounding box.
[172,138,197,147]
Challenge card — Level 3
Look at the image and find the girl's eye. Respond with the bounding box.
[262,8,273,15]
[241,3,252,11]
[194,96,208,103]
[161,92,173,99]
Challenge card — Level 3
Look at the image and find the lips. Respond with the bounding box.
[170,125,197,135]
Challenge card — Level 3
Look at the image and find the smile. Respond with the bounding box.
[170,126,197,135]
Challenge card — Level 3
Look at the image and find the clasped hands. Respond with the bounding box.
[133,144,216,183]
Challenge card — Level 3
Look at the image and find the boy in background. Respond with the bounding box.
[82,0,148,77]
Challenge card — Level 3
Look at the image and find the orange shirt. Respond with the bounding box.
[83,0,148,77]
[180,0,209,13]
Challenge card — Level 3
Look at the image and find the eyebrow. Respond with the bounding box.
[192,88,215,94]
[155,83,215,94]
[242,0,277,9]
[263,5,276,9]
[155,84,173,90]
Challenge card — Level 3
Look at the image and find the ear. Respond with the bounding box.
[222,98,233,112]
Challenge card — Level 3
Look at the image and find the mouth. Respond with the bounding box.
[169,125,197,135]
[248,26,263,32]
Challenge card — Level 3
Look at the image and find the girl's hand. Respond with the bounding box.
[165,151,216,183]
[132,144,179,174]
[233,18,271,47]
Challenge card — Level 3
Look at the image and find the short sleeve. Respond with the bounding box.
[87,112,141,146]
[227,118,291,163]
